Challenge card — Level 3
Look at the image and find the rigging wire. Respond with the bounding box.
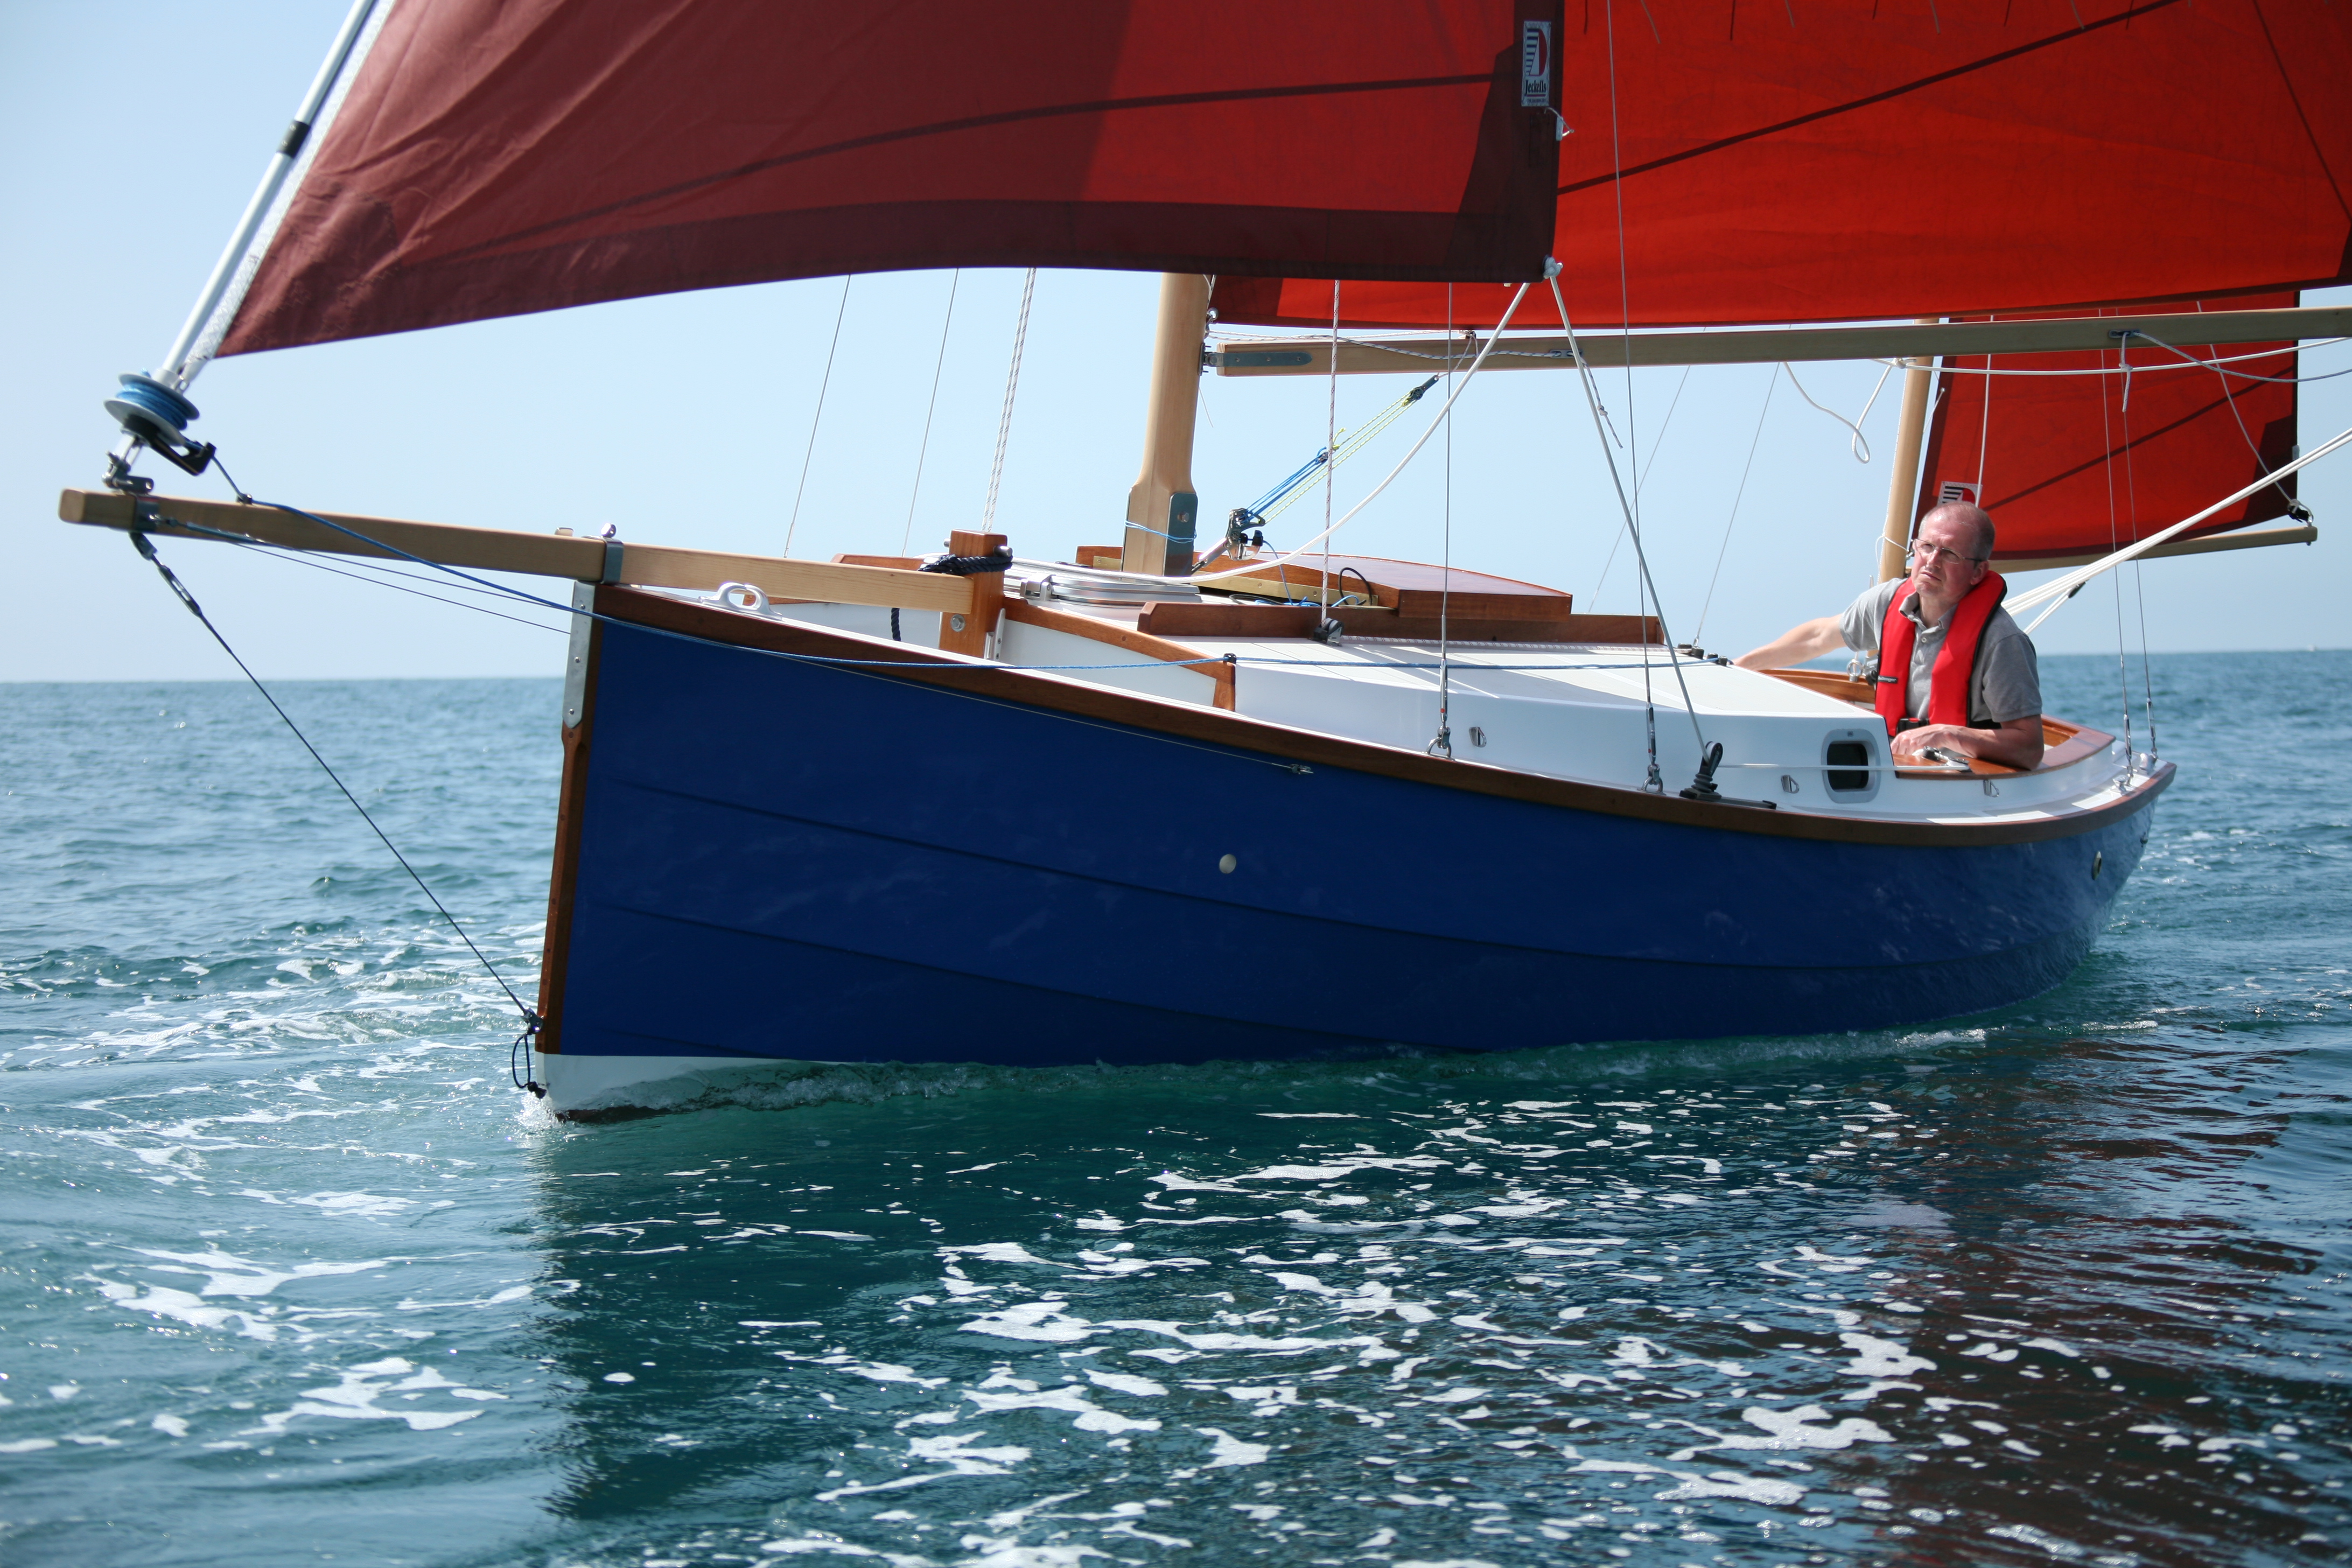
[2116,339,2160,761]
[1550,274,1710,791]
[222,537,567,634]
[2143,329,2303,513]
[1325,281,1340,612]
[1637,366,1693,493]
[981,269,1037,537]
[1240,377,1439,530]
[167,492,1333,783]
[1429,284,1456,760]
[2016,422,2352,629]
[119,522,543,1089]
[901,269,960,554]
[1693,365,1780,643]
[1051,288,1532,591]
[2096,346,2138,772]
[786,276,853,557]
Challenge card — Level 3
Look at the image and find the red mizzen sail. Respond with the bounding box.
[218,0,1564,356]
[1217,0,2352,330]
[1914,295,2302,563]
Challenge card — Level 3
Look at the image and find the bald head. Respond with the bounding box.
[1919,501,1994,562]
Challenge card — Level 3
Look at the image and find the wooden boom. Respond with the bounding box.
[58,488,978,615]
[1210,305,2352,376]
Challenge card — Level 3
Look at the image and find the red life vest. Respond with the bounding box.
[1873,572,2007,738]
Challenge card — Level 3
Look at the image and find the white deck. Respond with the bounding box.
[675,590,2139,826]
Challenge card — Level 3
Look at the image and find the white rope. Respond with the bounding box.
[2014,421,2352,633]
[1782,360,1889,464]
[1880,339,2347,378]
[1056,283,1534,590]
[981,268,1037,536]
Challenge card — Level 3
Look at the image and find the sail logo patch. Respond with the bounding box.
[1937,480,1981,506]
[1521,20,1554,108]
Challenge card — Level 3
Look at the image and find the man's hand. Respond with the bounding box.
[1733,616,1845,671]
[1893,717,2045,771]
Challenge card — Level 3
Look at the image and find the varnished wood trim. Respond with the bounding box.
[534,612,604,1054]
[1762,667,1874,704]
[1389,589,1577,620]
[935,531,1008,656]
[600,589,2171,848]
[1331,606,1662,643]
[1005,597,1235,710]
[1139,601,1321,640]
[1760,668,2114,778]
[61,488,977,614]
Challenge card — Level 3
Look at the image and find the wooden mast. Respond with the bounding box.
[1876,322,1937,582]
[1121,273,1210,576]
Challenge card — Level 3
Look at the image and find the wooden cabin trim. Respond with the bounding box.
[600,589,2169,848]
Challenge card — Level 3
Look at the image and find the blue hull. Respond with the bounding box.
[545,610,2160,1067]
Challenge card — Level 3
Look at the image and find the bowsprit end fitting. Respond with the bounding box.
[103,373,215,480]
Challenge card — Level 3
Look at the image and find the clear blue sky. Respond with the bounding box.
[5,1,2345,687]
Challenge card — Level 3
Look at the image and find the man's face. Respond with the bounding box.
[1910,512,1988,601]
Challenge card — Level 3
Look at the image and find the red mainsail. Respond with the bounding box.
[1217,0,2352,330]
[1914,296,2302,563]
[218,0,1565,356]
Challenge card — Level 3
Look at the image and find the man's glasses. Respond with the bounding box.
[1907,540,1987,568]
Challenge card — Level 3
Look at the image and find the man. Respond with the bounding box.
[1734,502,2043,769]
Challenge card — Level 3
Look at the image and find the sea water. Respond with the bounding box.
[2,655,2345,1568]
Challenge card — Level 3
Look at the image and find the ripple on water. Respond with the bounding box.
[0,667,2346,1567]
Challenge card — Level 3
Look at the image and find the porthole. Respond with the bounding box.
[1819,727,1884,802]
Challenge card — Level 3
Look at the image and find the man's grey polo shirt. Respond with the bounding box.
[1838,577,2041,726]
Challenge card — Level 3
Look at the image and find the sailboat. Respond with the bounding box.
[65,0,2349,1117]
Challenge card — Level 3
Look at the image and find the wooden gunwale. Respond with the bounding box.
[603,588,2169,849]
[1759,667,2116,777]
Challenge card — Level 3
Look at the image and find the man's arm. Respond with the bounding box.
[1733,615,1845,670]
[1893,716,2045,770]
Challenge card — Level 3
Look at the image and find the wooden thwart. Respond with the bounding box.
[58,488,977,616]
